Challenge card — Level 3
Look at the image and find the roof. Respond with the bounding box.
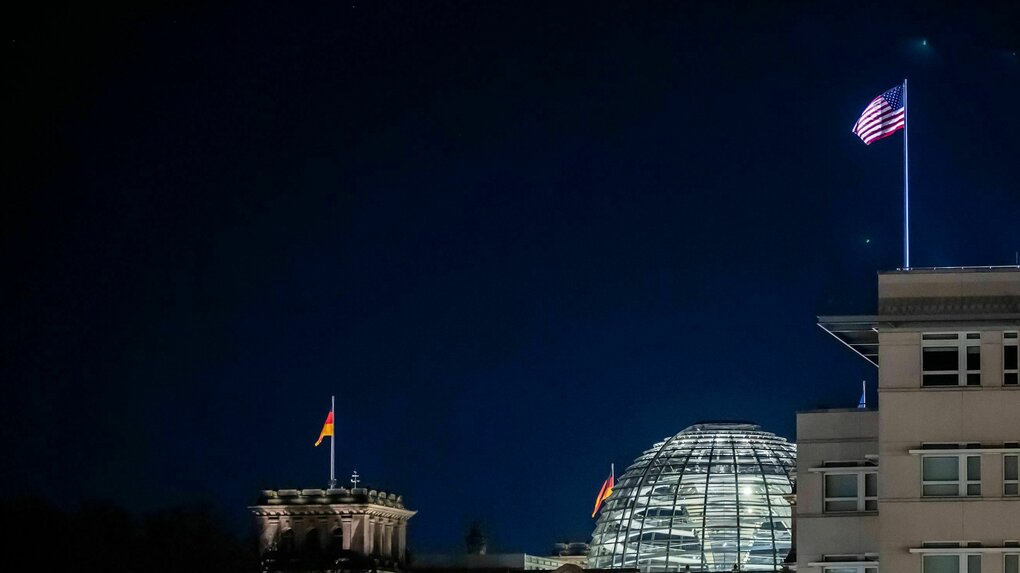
[817,315,880,366]
[879,265,1020,275]
[254,487,408,509]
[818,310,1020,368]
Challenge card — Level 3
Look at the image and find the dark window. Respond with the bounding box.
[924,333,959,341]
[924,374,959,386]
[966,346,981,370]
[280,529,296,554]
[1005,344,1018,386]
[304,529,321,555]
[924,347,958,371]
[922,335,981,387]
[329,528,343,554]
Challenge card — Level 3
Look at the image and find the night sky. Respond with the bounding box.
[5,0,1019,555]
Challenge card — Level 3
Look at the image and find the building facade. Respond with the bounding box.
[801,268,1020,573]
[795,408,879,572]
[251,487,416,572]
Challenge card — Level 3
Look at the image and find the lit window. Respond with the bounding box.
[824,472,878,512]
[1005,332,1018,386]
[922,455,981,497]
[923,554,981,573]
[922,333,981,387]
[1005,455,1019,497]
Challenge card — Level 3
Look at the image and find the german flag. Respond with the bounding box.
[314,410,334,447]
[591,465,615,518]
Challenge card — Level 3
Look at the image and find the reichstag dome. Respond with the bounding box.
[587,423,796,572]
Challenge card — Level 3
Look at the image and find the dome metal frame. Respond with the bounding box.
[588,423,796,572]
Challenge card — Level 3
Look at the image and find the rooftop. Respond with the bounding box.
[819,266,1020,366]
[254,487,408,509]
[880,265,1020,274]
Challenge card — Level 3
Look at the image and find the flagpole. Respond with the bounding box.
[329,395,336,489]
[903,78,910,269]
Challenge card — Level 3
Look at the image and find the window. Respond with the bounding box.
[923,554,981,573]
[1006,554,1019,573]
[922,455,981,497]
[824,567,878,573]
[824,472,877,512]
[279,529,295,554]
[1005,332,1018,386]
[923,333,981,386]
[1006,454,1019,496]
[304,528,322,555]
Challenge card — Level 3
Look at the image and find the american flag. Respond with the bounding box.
[852,85,905,145]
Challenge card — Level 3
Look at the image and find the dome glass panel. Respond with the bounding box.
[588,423,796,572]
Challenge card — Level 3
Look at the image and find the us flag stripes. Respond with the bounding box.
[852,84,906,145]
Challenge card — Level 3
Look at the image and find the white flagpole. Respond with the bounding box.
[903,78,910,269]
[329,395,336,489]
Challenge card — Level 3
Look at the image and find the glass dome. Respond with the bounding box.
[588,423,796,572]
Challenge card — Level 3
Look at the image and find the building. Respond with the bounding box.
[800,267,1020,573]
[251,487,416,572]
[412,526,594,572]
[795,408,879,572]
[413,543,592,571]
[413,553,580,571]
[551,543,593,567]
[587,422,797,572]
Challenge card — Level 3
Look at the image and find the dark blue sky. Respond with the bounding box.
[4,0,1018,555]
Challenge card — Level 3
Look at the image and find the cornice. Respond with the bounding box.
[879,296,1020,316]
[250,504,417,520]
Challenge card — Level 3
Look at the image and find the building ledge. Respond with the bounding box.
[808,561,879,567]
[909,447,1020,455]
[882,266,1020,274]
[798,512,879,519]
[910,547,1020,554]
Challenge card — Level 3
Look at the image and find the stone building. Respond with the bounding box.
[800,267,1020,573]
[251,487,416,572]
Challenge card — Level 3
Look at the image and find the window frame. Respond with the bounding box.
[921,454,981,497]
[1005,552,1019,573]
[1005,332,1018,386]
[922,332,982,387]
[823,471,878,513]
[921,553,982,573]
[1005,454,1019,497]
[822,566,879,573]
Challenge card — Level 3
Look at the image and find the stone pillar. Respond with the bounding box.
[361,514,373,555]
[341,515,353,550]
[371,516,382,556]
[396,520,407,563]
[382,518,394,560]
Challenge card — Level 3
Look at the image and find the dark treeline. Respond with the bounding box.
[1,496,258,572]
